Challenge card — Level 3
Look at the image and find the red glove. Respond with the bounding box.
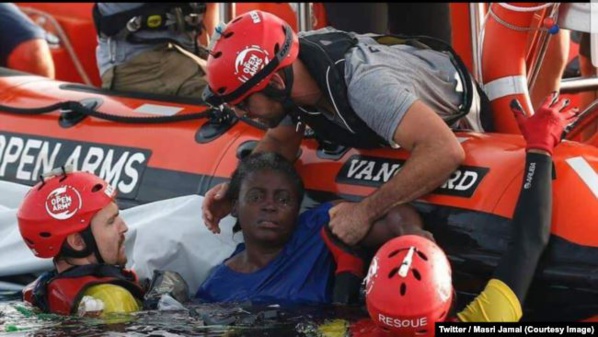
[510,92,579,155]
[320,225,366,304]
[321,225,365,277]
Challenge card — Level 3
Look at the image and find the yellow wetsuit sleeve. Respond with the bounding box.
[80,284,141,315]
[456,278,522,322]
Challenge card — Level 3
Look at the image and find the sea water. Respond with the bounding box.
[0,293,371,337]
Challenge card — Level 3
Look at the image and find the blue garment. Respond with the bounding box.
[196,202,335,306]
[0,3,45,67]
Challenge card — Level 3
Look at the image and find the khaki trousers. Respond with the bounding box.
[101,44,207,98]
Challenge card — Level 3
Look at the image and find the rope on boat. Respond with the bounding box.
[0,99,271,132]
[0,100,218,123]
[488,3,559,33]
[478,2,561,84]
[496,3,555,12]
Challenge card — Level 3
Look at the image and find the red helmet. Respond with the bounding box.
[17,170,117,258]
[365,235,453,337]
[203,10,299,107]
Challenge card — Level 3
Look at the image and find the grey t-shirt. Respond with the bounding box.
[299,27,479,144]
[95,3,195,76]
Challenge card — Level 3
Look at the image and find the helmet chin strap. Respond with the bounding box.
[59,226,105,264]
[80,226,106,264]
[261,66,303,128]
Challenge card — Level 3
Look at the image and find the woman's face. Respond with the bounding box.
[235,169,300,247]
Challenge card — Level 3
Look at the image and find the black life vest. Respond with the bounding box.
[297,31,476,149]
[22,264,144,316]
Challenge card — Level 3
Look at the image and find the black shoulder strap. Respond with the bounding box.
[299,32,388,148]
[57,264,133,281]
[373,34,476,126]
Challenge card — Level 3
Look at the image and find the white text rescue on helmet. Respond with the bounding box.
[378,314,428,328]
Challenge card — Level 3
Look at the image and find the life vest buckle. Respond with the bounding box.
[126,16,142,33]
[186,13,203,28]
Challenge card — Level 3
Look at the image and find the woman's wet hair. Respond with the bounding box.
[227,152,305,233]
[227,152,305,203]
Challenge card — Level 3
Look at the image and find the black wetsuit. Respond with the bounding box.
[457,152,553,321]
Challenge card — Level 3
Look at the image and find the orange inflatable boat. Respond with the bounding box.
[0,68,597,320]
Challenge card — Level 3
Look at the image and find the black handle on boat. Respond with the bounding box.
[562,99,598,141]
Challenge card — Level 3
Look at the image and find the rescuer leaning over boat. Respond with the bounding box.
[201,10,493,249]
